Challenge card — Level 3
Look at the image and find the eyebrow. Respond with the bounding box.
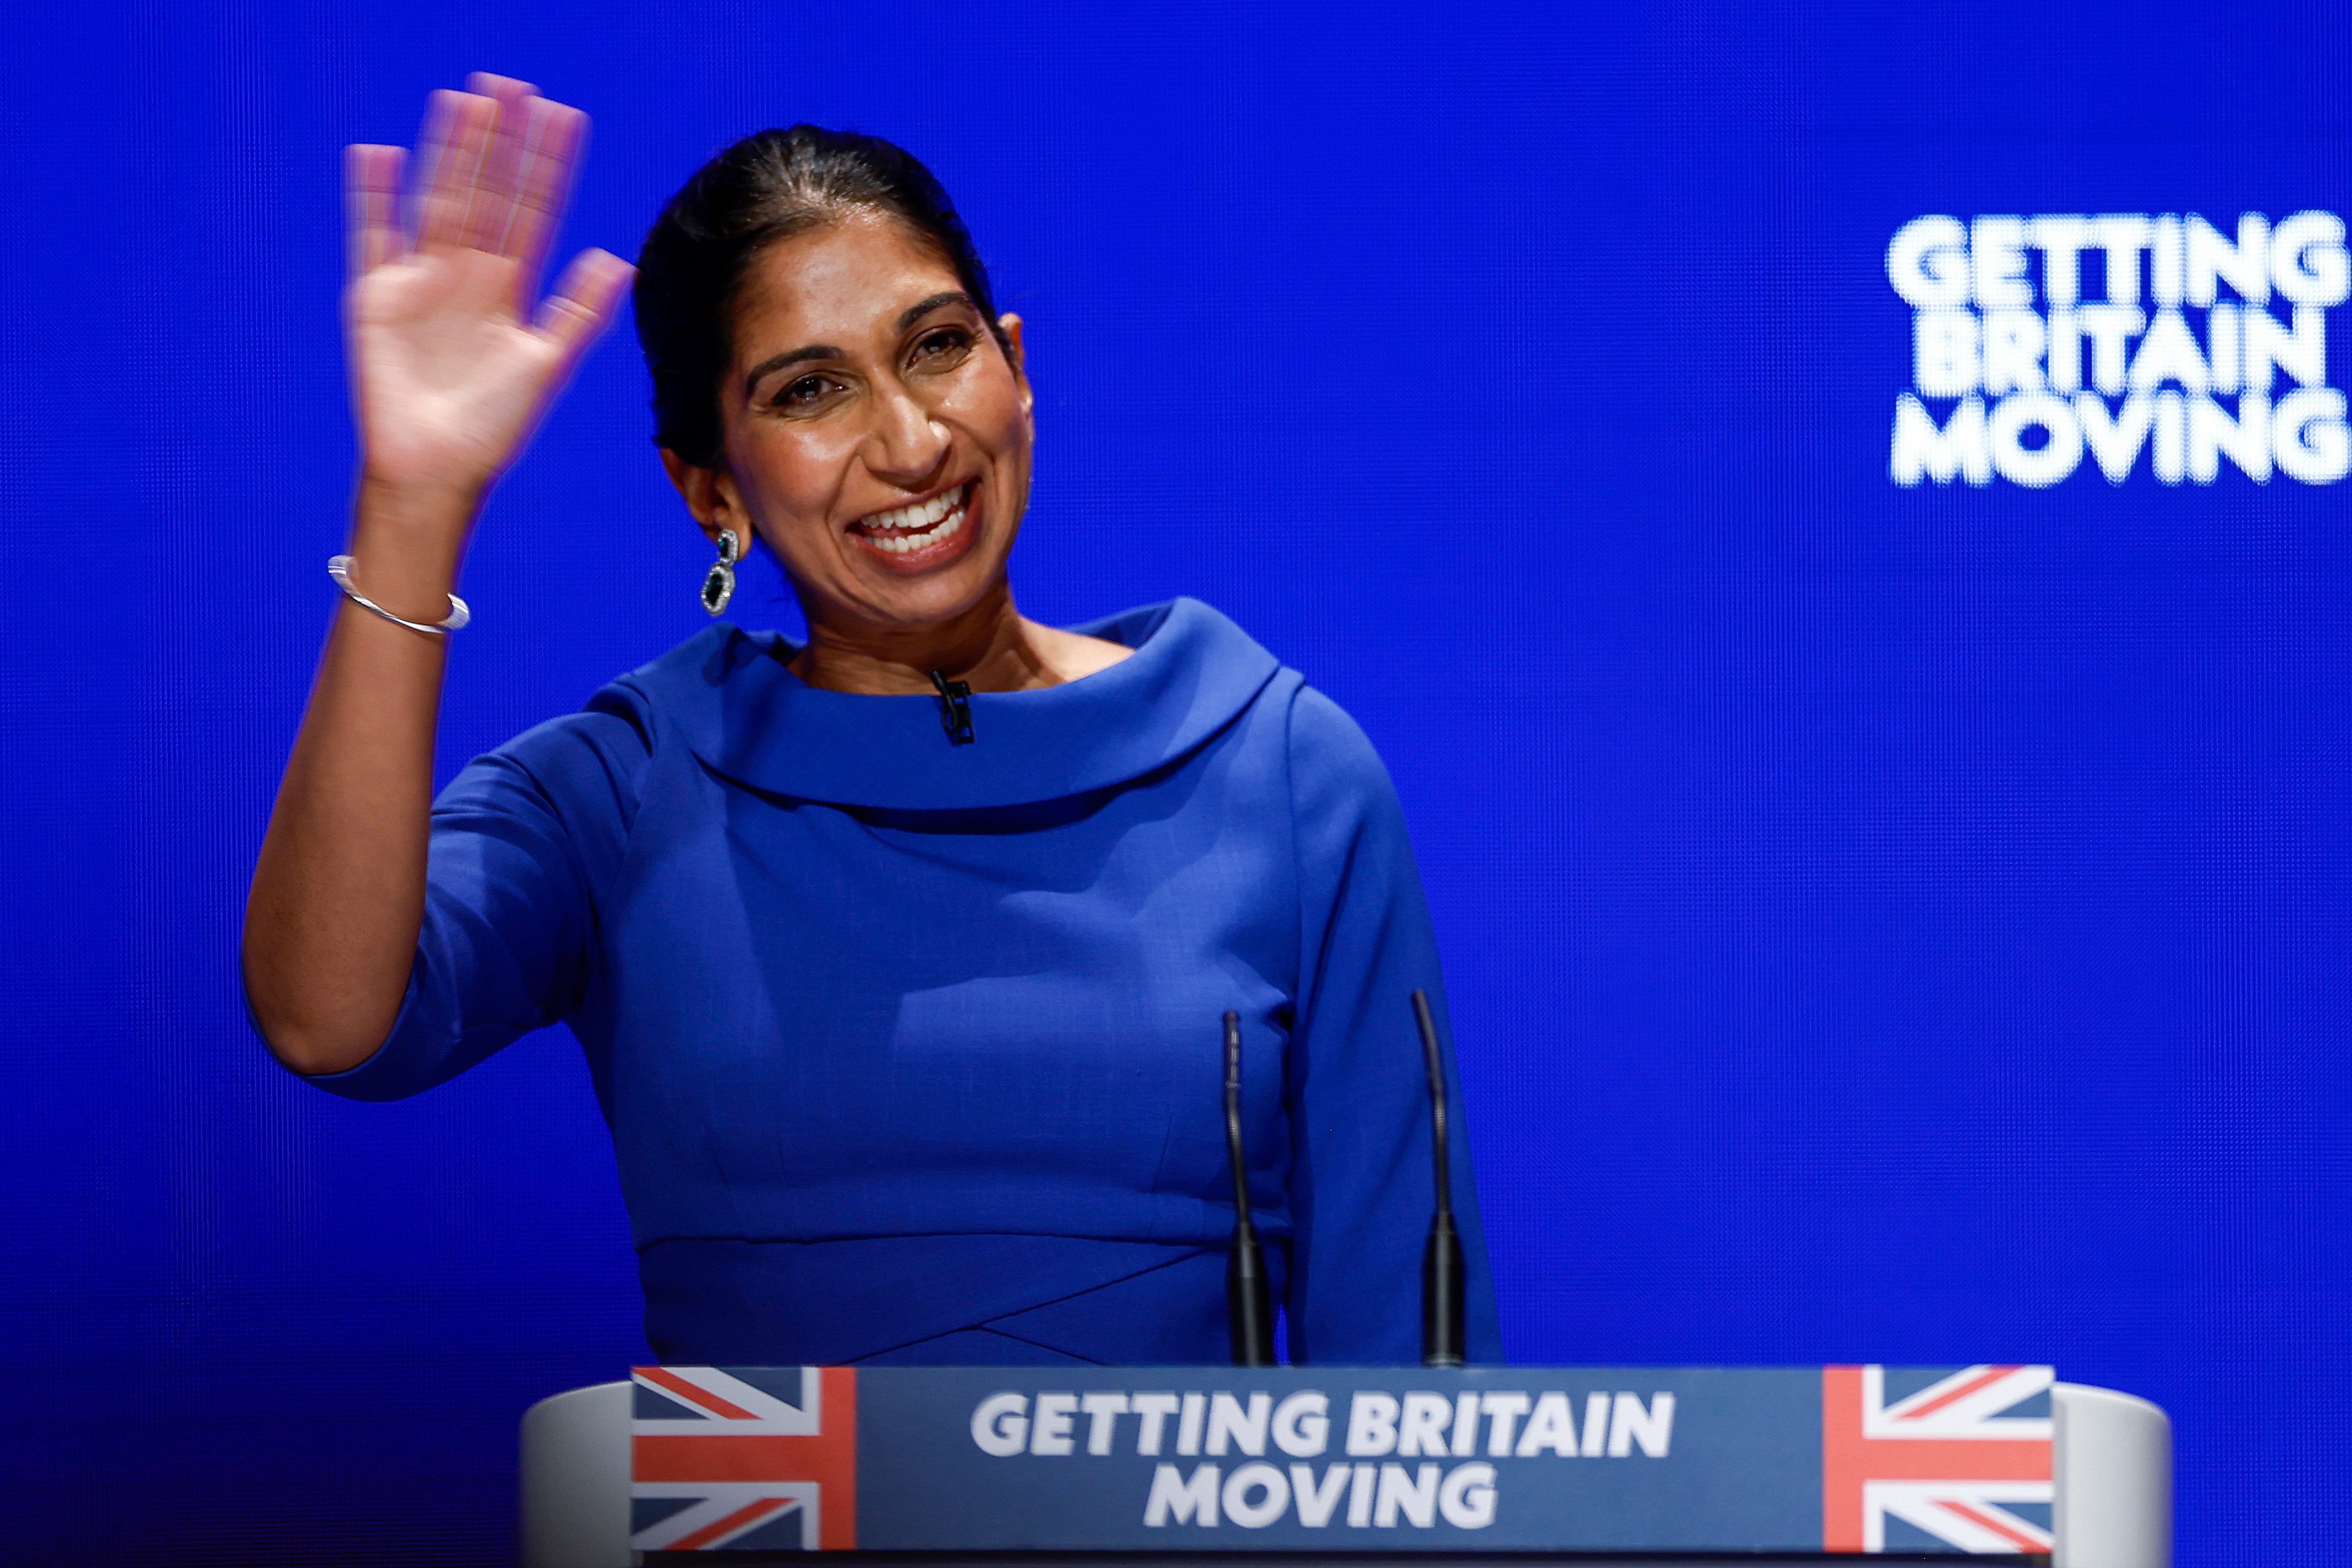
[897,290,975,332]
[739,293,981,398]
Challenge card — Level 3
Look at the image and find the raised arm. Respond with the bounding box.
[243,76,631,1073]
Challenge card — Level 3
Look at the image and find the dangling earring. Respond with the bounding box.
[701,528,740,616]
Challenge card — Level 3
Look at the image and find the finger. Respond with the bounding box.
[413,89,496,251]
[534,248,636,370]
[465,73,537,256]
[345,144,407,278]
[507,99,586,303]
[464,69,538,100]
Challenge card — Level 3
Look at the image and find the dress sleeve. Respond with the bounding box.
[1282,684,1504,1364]
[273,696,649,1102]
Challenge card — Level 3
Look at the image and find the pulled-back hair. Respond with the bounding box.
[633,126,1008,467]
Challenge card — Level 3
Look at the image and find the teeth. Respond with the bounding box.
[865,486,963,534]
[862,486,967,556]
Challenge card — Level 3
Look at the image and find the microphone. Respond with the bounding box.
[1410,989,1465,1368]
[1223,1010,1276,1366]
[929,669,975,746]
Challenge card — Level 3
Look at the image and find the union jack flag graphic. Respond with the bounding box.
[1822,1364,2054,1555]
[629,1365,858,1552]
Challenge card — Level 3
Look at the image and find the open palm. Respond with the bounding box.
[347,76,631,496]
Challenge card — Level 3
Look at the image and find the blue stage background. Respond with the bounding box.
[3,3,2345,1562]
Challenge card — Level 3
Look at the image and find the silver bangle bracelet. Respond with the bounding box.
[328,555,471,635]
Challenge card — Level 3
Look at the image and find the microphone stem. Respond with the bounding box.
[1412,989,1465,1368]
[1224,1011,1275,1366]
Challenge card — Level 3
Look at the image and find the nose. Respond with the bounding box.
[862,380,952,487]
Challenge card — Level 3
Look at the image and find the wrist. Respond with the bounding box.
[355,469,487,529]
[345,478,477,624]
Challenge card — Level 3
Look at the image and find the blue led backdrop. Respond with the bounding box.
[2,3,2346,1563]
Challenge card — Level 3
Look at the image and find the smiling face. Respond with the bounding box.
[668,209,1034,643]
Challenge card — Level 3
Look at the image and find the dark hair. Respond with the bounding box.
[633,126,1009,467]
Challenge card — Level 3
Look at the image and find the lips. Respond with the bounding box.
[847,481,978,569]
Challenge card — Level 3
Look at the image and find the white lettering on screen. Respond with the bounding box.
[1886,211,2351,487]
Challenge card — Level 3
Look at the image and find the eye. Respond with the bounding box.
[772,373,842,411]
[910,327,974,369]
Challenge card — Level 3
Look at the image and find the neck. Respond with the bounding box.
[790,588,1056,695]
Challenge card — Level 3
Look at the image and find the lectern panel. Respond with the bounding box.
[626,1365,2052,1555]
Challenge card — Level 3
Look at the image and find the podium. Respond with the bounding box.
[520,1367,2169,1567]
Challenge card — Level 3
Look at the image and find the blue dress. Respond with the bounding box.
[300,598,1500,1366]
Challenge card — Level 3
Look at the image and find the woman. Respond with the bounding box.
[245,74,1500,1367]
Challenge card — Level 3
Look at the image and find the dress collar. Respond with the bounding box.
[622,598,1283,810]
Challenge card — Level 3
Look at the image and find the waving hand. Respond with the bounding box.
[345,74,633,499]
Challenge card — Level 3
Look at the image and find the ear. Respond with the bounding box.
[999,312,1032,419]
[660,449,748,549]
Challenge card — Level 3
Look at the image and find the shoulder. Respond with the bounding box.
[603,621,776,728]
[529,620,788,770]
[1099,599,1397,805]
[1283,682,1388,781]
[1277,673,1397,805]
[437,623,756,821]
